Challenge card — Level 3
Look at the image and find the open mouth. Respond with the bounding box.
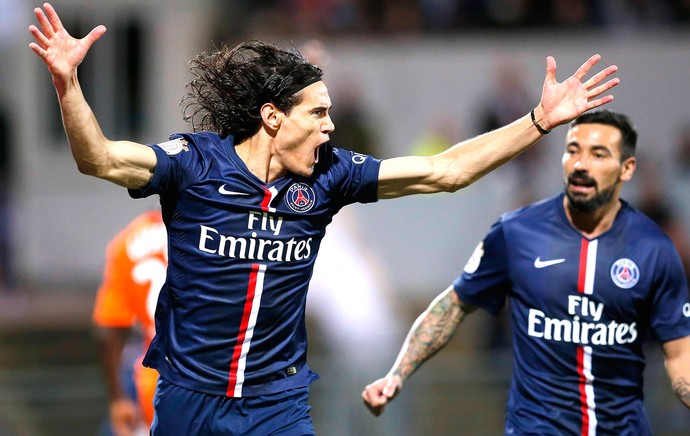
[568,174,596,194]
[314,144,321,164]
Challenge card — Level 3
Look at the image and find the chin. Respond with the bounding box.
[298,167,314,177]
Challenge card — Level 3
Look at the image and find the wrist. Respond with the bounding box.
[530,107,551,135]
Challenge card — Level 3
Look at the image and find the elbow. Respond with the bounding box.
[75,159,111,179]
[75,161,98,176]
[439,176,472,193]
[437,161,475,193]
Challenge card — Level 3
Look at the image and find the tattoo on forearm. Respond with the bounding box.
[673,377,690,408]
[396,291,463,380]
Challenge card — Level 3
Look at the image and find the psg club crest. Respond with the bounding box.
[285,183,316,213]
[610,258,640,289]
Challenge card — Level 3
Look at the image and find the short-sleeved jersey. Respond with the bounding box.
[129,132,380,397]
[92,209,167,424]
[454,194,690,435]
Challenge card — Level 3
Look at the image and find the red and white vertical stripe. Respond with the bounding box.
[576,239,598,436]
[226,186,275,395]
[261,186,278,213]
[226,263,266,397]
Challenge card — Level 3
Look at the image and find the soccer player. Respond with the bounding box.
[29,3,619,434]
[92,210,166,436]
[362,110,690,434]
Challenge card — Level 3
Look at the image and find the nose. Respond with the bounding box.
[573,156,589,171]
[323,115,335,133]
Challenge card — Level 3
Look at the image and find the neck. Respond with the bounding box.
[563,195,622,239]
[235,132,285,183]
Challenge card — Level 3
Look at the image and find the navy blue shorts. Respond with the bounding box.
[150,377,315,435]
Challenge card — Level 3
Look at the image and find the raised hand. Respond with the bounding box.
[538,54,619,131]
[28,3,106,93]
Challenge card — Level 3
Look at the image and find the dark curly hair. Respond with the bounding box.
[181,40,324,144]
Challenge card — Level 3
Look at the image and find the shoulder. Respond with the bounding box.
[317,144,372,168]
[621,200,675,245]
[500,195,560,225]
[154,132,229,155]
[314,143,380,179]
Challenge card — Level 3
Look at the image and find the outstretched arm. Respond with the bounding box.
[663,335,690,409]
[361,286,474,416]
[377,54,619,198]
[29,3,155,188]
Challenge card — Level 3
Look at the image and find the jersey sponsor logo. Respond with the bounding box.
[197,211,314,263]
[527,295,638,345]
[610,258,639,289]
[157,138,189,155]
[218,184,249,196]
[463,242,484,274]
[683,303,690,318]
[534,256,566,269]
[527,308,638,345]
[198,224,313,262]
[285,183,316,213]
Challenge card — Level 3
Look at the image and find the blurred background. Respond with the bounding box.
[2,0,690,434]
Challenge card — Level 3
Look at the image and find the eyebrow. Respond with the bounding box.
[567,142,610,151]
[309,102,332,112]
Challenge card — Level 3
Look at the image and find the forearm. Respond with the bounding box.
[57,73,113,177]
[663,336,690,409]
[666,356,690,409]
[388,287,470,382]
[58,79,155,187]
[95,327,129,402]
[378,109,544,198]
[434,110,544,191]
[672,377,690,409]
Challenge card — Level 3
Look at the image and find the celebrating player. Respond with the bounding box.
[29,3,619,434]
[362,110,690,434]
[92,210,166,436]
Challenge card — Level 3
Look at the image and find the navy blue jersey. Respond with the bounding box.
[129,132,380,397]
[454,194,690,435]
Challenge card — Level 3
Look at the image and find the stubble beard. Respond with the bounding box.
[565,184,617,213]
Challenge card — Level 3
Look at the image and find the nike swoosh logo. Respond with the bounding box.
[534,257,566,268]
[218,184,249,196]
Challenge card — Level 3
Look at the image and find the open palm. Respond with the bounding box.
[539,54,619,130]
[29,3,105,90]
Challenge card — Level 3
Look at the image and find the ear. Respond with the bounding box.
[620,156,636,182]
[260,103,282,131]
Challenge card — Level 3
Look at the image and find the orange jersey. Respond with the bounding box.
[92,210,167,425]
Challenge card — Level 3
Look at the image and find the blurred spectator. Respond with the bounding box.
[636,153,690,283]
[329,79,382,157]
[673,121,690,174]
[0,103,13,292]
[93,211,166,436]
[301,39,382,158]
[478,57,542,206]
[411,114,461,156]
[308,209,404,435]
[212,0,690,39]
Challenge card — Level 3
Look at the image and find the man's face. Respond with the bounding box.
[561,123,634,212]
[275,81,334,177]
